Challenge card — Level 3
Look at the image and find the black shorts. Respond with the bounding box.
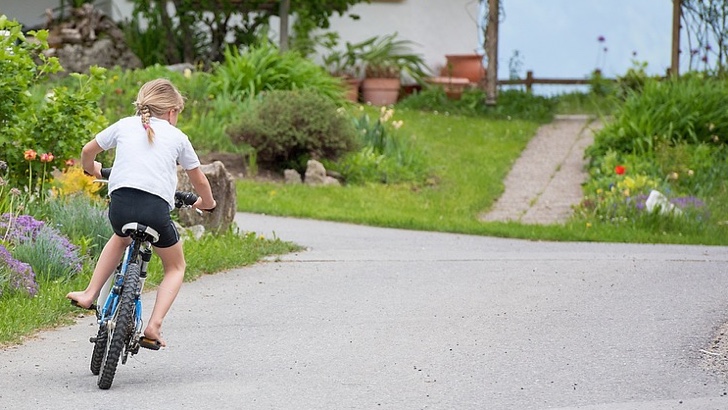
[108,188,179,248]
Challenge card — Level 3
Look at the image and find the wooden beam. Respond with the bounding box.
[279,0,290,52]
[671,0,681,77]
[485,0,499,105]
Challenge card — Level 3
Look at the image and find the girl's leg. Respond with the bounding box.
[143,242,186,346]
[67,234,131,309]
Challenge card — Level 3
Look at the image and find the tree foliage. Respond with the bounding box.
[126,0,369,65]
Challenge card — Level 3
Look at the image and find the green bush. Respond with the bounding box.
[0,17,107,189]
[227,89,358,172]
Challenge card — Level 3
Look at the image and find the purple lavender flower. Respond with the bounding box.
[1,213,82,282]
[1,213,44,243]
[0,244,37,296]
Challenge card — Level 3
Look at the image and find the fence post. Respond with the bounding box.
[525,70,534,93]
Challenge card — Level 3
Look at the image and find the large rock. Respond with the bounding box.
[176,161,236,233]
[304,159,341,186]
[44,4,142,74]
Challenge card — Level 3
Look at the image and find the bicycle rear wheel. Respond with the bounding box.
[97,263,140,389]
[90,324,107,375]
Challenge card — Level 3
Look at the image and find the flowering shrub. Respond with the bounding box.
[0,244,37,297]
[577,149,709,227]
[0,213,82,282]
[50,165,105,199]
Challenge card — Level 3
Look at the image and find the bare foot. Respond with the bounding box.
[66,291,95,309]
[143,325,167,347]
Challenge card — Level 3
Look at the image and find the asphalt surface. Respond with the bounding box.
[2,213,728,409]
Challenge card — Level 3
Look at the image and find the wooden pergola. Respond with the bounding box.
[483,0,683,105]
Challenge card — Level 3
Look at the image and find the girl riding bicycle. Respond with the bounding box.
[67,78,216,348]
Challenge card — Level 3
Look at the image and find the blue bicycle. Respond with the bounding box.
[84,168,199,389]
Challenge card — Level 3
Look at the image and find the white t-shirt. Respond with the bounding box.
[96,116,201,209]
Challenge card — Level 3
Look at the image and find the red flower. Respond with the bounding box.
[65,159,75,167]
[40,152,54,163]
[24,149,37,161]
[615,165,626,175]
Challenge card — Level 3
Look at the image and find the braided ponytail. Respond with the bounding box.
[133,79,186,144]
[137,104,155,143]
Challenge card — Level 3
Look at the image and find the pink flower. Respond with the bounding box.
[40,153,54,163]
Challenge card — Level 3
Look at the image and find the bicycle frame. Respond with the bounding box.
[98,236,151,347]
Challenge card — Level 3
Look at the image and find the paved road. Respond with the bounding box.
[2,213,728,409]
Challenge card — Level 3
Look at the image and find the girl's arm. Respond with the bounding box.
[185,167,217,211]
[81,139,104,178]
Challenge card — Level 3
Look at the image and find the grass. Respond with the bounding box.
[237,109,539,230]
[0,229,300,347]
[235,105,728,246]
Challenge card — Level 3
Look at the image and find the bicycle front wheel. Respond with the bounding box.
[97,263,140,389]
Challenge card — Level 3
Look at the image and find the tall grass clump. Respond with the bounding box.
[328,106,430,185]
[587,73,728,161]
[209,40,347,104]
[43,194,112,259]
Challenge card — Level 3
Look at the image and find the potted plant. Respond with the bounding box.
[321,33,365,102]
[357,32,431,105]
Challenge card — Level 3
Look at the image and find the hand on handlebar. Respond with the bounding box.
[193,197,216,213]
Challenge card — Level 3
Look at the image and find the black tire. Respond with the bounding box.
[97,263,140,389]
[90,325,107,375]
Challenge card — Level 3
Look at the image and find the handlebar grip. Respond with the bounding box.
[100,168,112,179]
[174,191,198,208]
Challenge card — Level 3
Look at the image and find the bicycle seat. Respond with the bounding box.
[121,222,160,243]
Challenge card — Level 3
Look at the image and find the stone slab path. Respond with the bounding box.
[480,115,603,224]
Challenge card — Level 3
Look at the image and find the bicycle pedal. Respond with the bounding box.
[139,337,162,350]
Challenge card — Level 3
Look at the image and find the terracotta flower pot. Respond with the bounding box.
[443,54,486,84]
[361,78,401,105]
[344,77,361,102]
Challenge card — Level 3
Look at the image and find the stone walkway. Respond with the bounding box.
[480,115,602,225]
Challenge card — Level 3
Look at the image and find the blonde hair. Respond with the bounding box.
[134,79,185,143]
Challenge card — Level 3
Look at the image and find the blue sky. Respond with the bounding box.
[492,0,673,83]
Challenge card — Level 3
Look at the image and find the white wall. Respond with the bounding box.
[1,0,59,29]
[325,0,483,74]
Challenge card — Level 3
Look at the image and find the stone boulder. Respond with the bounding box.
[304,160,341,186]
[176,161,236,233]
[44,4,142,74]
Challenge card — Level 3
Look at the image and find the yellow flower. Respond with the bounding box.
[622,176,635,190]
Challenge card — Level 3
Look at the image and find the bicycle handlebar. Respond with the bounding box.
[97,167,213,212]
